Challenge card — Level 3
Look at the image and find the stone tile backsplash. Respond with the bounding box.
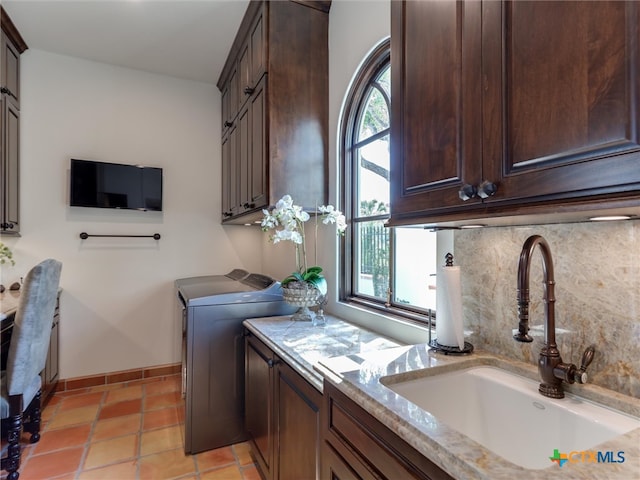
[455,220,639,398]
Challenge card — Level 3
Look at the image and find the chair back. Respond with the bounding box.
[6,259,62,396]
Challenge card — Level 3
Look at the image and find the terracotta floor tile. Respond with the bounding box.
[139,448,197,479]
[41,403,60,423]
[44,394,63,408]
[104,384,143,404]
[195,446,236,471]
[145,377,181,396]
[98,399,142,420]
[32,424,92,455]
[83,434,138,470]
[92,414,141,441]
[78,460,138,480]
[47,405,99,430]
[144,391,182,411]
[143,406,181,430]
[43,474,77,480]
[15,380,254,480]
[58,391,105,412]
[177,405,185,423]
[18,446,84,479]
[241,464,262,480]
[140,425,183,456]
[56,388,90,397]
[232,442,254,466]
[200,464,244,480]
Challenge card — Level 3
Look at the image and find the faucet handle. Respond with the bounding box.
[580,345,595,370]
[572,346,596,384]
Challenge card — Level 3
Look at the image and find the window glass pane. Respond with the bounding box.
[356,134,390,217]
[357,87,389,142]
[376,65,391,99]
[394,227,438,310]
[354,220,390,300]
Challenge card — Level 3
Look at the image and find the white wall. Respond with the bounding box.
[2,50,263,379]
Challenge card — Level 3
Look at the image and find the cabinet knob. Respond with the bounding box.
[243,202,256,209]
[243,86,255,95]
[222,211,233,218]
[477,180,498,199]
[458,184,477,201]
[224,120,234,128]
[267,359,279,368]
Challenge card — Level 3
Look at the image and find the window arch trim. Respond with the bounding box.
[339,38,391,304]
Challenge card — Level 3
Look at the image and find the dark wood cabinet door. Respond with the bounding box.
[1,30,20,107]
[43,312,60,403]
[0,95,4,229]
[1,7,27,110]
[250,76,267,211]
[2,96,19,233]
[221,86,231,135]
[238,103,251,214]
[390,0,483,221]
[228,64,239,126]
[221,122,240,220]
[238,41,251,107]
[483,1,640,206]
[245,335,275,480]
[0,9,23,234]
[48,320,59,385]
[221,132,232,219]
[275,359,322,480]
[250,8,266,88]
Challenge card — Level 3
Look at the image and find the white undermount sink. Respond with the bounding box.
[381,366,640,470]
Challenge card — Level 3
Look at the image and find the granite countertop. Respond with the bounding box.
[242,315,403,391]
[245,314,640,480]
[317,345,640,480]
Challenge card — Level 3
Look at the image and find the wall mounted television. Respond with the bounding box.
[70,159,163,211]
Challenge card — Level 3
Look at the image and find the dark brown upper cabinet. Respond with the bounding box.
[390,1,640,226]
[1,6,26,108]
[217,1,329,224]
[1,6,27,235]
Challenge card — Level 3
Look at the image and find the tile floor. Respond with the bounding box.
[1,375,261,480]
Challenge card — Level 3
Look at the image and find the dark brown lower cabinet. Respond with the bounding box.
[41,301,59,402]
[276,359,322,480]
[322,381,453,480]
[245,332,275,478]
[245,331,322,480]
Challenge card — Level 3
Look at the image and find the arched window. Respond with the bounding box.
[340,39,437,322]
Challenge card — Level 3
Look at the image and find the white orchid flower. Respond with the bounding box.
[262,195,348,282]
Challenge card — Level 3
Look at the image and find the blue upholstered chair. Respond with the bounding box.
[1,259,62,480]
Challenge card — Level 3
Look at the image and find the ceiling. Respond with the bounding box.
[2,0,250,85]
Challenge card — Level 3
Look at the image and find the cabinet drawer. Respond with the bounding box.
[329,399,419,480]
[324,383,453,480]
[323,441,376,480]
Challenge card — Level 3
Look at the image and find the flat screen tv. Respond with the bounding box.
[70,159,163,211]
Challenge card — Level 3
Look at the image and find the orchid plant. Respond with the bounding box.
[261,195,347,294]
